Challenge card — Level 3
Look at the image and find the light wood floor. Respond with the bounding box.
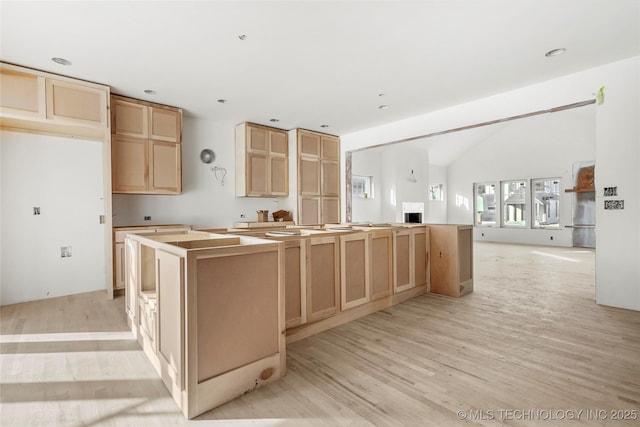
[1,242,639,426]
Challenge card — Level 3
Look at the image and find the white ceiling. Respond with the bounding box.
[1,1,639,136]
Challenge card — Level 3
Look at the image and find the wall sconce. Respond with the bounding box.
[408,169,418,183]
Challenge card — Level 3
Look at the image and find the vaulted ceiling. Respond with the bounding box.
[2,1,638,136]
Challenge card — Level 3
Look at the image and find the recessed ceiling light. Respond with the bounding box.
[320,124,329,128]
[378,105,389,110]
[144,89,156,95]
[217,99,228,104]
[545,48,567,57]
[270,118,279,123]
[51,57,72,66]
[239,34,247,40]
[378,93,386,97]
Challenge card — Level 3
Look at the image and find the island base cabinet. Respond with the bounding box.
[429,224,473,297]
[306,236,340,322]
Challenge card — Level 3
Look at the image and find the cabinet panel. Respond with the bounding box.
[321,197,340,224]
[340,234,369,310]
[248,126,268,152]
[299,131,320,157]
[270,131,287,155]
[284,242,305,328]
[46,78,107,127]
[300,197,320,225]
[307,238,340,322]
[394,231,412,293]
[0,69,45,118]
[321,135,340,161]
[270,156,288,196]
[247,153,268,195]
[300,157,320,195]
[114,242,125,290]
[150,141,181,193]
[370,231,393,300]
[322,161,340,196]
[112,136,148,192]
[414,230,428,287]
[150,107,181,142]
[429,225,472,297]
[113,98,148,137]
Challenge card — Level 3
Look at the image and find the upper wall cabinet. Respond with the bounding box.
[111,95,183,194]
[297,130,341,224]
[235,122,289,197]
[0,63,110,138]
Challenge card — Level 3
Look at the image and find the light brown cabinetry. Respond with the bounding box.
[113,225,191,291]
[429,224,473,297]
[340,232,370,310]
[111,95,182,194]
[298,130,341,224]
[369,229,394,301]
[306,235,340,322]
[236,122,289,197]
[1,63,109,136]
[393,226,430,293]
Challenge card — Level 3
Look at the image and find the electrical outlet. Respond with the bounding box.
[144,216,151,221]
[60,246,72,258]
[33,207,41,215]
[550,236,554,241]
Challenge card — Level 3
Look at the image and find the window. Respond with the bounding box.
[532,178,561,228]
[502,180,527,227]
[429,184,444,201]
[474,183,497,226]
[352,175,373,198]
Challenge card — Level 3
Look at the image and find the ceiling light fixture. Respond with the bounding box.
[144,89,157,95]
[320,124,329,128]
[545,48,567,57]
[51,57,72,66]
[378,93,386,97]
[238,34,247,40]
[378,105,389,110]
[270,118,279,123]
[217,99,228,104]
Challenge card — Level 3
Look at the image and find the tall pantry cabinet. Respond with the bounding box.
[297,129,340,224]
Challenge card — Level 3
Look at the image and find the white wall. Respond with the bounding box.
[1,131,105,305]
[447,106,595,247]
[426,164,447,224]
[113,118,298,228]
[342,56,640,311]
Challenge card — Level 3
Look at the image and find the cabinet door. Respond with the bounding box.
[413,228,428,288]
[299,197,321,225]
[45,78,108,127]
[299,157,320,195]
[321,135,340,161]
[321,197,340,224]
[269,130,288,156]
[113,98,148,138]
[370,230,393,301]
[270,156,288,196]
[0,68,45,119]
[393,229,413,293]
[298,130,321,157]
[112,136,148,192]
[248,125,268,152]
[321,160,340,196]
[150,141,181,194]
[307,237,340,322]
[247,153,269,196]
[114,242,125,290]
[284,240,306,328]
[150,106,181,142]
[429,226,457,296]
[340,233,369,310]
